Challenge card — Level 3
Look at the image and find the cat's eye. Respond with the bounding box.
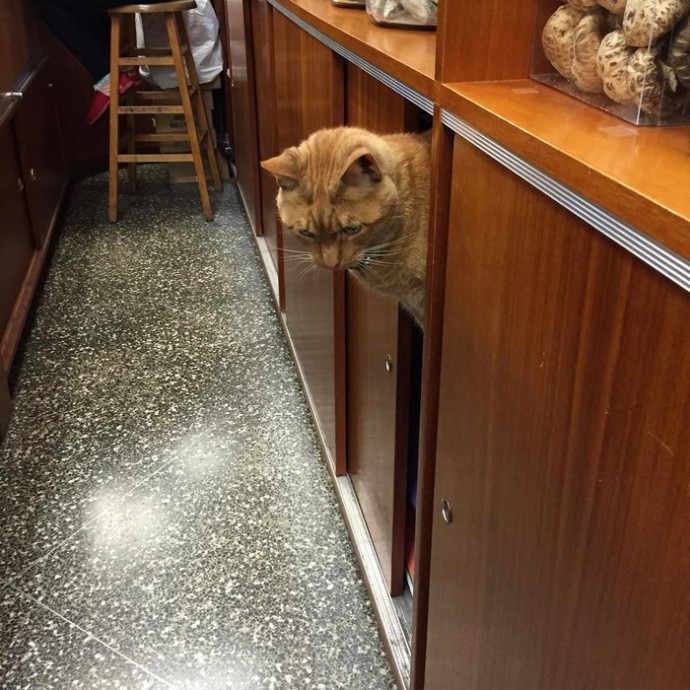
[342,225,362,236]
[298,229,316,239]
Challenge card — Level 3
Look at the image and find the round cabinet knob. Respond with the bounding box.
[385,354,393,373]
[441,498,453,524]
[17,177,24,193]
[29,168,37,182]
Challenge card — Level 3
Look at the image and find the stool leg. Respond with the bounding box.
[124,16,137,191]
[176,13,222,193]
[108,14,122,223]
[166,12,214,222]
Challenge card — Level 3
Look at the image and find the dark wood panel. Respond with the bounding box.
[39,25,109,177]
[410,108,455,690]
[425,136,690,689]
[0,126,34,359]
[0,0,40,92]
[272,11,345,471]
[251,0,281,287]
[211,0,234,150]
[226,0,262,234]
[436,2,537,82]
[0,362,10,440]
[271,0,435,99]
[347,279,410,595]
[14,65,67,248]
[345,64,416,596]
[272,11,344,151]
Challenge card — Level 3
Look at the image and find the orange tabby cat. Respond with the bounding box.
[261,127,430,327]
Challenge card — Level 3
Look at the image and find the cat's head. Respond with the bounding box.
[261,128,400,271]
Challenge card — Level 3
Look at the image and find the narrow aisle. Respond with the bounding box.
[0,169,396,689]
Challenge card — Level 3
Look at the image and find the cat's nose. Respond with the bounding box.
[320,246,341,269]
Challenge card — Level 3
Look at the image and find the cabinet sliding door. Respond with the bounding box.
[272,11,345,472]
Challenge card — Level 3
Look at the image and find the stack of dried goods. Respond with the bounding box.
[540,0,690,122]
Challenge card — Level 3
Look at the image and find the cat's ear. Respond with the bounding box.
[340,148,382,187]
[261,152,299,190]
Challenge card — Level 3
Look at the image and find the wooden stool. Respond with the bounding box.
[108,1,222,222]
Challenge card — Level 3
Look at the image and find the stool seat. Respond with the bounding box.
[108,0,222,222]
[108,1,196,14]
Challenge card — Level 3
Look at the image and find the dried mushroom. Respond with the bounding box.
[572,11,608,92]
[623,0,690,47]
[567,0,599,8]
[628,47,680,115]
[542,4,585,79]
[399,0,437,23]
[596,29,636,104]
[669,15,690,87]
[597,30,681,116]
[597,0,626,14]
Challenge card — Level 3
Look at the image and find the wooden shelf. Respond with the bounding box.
[441,80,690,262]
[272,0,436,100]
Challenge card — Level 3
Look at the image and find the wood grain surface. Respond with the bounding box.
[425,135,690,690]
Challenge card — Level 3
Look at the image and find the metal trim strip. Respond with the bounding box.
[267,0,434,114]
[441,109,690,294]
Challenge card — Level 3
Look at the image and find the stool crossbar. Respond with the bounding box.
[108,1,222,222]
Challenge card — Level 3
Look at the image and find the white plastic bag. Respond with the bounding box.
[135,0,223,89]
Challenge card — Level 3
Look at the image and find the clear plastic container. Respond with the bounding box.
[365,0,437,28]
[531,1,690,125]
[332,0,365,8]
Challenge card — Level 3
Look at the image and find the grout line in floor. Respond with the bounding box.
[4,580,174,688]
[11,455,177,583]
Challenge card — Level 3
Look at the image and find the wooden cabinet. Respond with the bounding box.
[14,67,67,249]
[0,64,67,373]
[0,126,34,349]
[225,0,262,234]
[272,9,346,471]
[228,0,690,687]
[345,64,419,595]
[0,361,10,438]
[0,0,39,93]
[0,2,70,429]
[250,0,281,278]
[347,279,412,595]
[424,134,690,690]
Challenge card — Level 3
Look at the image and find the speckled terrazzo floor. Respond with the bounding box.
[0,168,397,689]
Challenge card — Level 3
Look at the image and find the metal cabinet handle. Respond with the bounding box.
[441,498,453,523]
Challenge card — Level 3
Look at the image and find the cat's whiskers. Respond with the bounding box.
[279,247,312,259]
[358,261,383,281]
[298,262,319,280]
[280,247,313,265]
[282,254,313,266]
[360,257,399,266]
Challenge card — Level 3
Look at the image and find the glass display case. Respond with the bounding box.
[332,0,365,8]
[365,0,437,28]
[531,0,690,125]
